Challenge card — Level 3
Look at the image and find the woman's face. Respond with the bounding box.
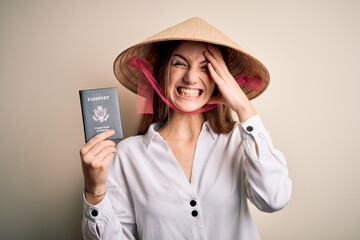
[167,41,216,112]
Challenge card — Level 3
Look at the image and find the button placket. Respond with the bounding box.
[189,199,198,217]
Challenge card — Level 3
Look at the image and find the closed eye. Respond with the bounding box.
[173,61,187,68]
[172,54,188,68]
[200,64,209,71]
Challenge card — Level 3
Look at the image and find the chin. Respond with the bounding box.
[174,102,207,113]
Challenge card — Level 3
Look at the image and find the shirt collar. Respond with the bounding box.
[203,121,218,140]
[143,121,218,148]
[143,123,161,148]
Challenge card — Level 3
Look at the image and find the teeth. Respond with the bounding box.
[178,88,200,97]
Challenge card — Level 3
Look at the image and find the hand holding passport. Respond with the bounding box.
[79,87,123,142]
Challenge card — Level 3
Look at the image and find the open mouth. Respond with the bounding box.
[177,87,202,98]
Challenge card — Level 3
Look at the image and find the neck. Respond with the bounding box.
[159,111,205,140]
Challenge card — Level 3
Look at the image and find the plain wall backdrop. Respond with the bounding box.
[1,0,359,239]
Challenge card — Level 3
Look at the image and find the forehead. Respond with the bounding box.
[174,41,207,56]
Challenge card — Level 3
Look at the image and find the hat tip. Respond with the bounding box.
[187,16,205,22]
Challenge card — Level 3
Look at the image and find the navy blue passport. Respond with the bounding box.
[79,87,123,142]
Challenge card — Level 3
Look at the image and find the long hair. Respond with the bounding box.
[136,41,236,135]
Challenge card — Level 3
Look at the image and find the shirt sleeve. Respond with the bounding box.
[82,154,138,240]
[239,115,292,213]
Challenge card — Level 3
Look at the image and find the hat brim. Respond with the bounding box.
[113,17,270,100]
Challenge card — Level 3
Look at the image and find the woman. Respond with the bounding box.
[81,17,292,240]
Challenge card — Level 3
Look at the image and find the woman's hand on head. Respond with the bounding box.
[204,45,257,121]
[80,129,116,203]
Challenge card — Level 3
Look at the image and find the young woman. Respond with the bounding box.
[80,17,292,240]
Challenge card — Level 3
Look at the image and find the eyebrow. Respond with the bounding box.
[173,53,208,65]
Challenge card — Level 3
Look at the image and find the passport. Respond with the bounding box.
[79,87,123,142]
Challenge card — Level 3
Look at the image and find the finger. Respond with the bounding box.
[206,44,223,61]
[207,62,223,85]
[102,151,116,168]
[94,145,116,163]
[81,140,115,165]
[205,54,228,81]
[208,60,239,93]
[89,140,116,157]
[205,45,234,82]
[90,151,115,169]
[80,129,115,154]
[205,45,226,69]
[204,50,221,70]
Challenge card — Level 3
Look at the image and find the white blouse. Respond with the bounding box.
[82,115,292,240]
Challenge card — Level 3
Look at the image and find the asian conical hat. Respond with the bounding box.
[113,17,270,99]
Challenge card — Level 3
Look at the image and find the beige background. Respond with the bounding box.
[1,0,359,239]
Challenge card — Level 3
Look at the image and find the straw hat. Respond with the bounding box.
[113,17,270,100]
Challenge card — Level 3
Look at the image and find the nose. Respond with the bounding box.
[183,68,199,84]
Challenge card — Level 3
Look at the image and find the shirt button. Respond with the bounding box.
[190,200,197,207]
[91,210,98,217]
[246,126,254,132]
[191,210,198,217]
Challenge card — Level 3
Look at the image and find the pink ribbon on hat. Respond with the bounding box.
[128,57,262,114]
[235,75,262,92]
[128,57,154,113]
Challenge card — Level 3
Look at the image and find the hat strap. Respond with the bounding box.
[128,57,218,114]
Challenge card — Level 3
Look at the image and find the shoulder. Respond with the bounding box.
[116,135,144,152]
[112,135,145,169]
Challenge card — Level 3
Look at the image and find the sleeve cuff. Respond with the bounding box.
[83,193,114,223]
[240,115,266,135]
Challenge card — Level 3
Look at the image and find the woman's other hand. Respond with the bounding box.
[204,44,257,122]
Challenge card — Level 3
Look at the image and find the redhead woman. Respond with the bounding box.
[80,17,292,240]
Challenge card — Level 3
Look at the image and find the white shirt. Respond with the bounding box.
[82,115,292,240]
